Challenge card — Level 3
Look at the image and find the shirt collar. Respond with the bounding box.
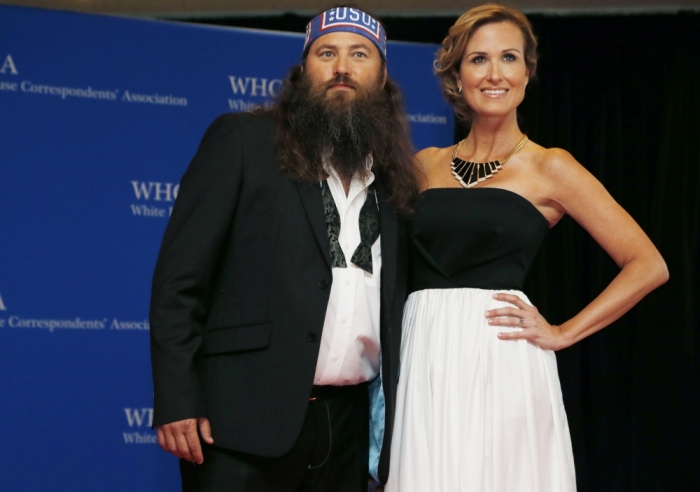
[322,155,375,205]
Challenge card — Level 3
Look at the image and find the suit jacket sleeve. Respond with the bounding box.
[150,113,244,427]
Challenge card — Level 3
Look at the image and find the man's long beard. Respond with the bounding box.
[287,72,392,180]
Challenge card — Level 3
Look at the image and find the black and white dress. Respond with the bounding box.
[386,188,576,492]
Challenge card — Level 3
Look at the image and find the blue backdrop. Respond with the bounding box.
[0,5,452,491]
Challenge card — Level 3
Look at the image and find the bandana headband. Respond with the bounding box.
[303,7,387,59]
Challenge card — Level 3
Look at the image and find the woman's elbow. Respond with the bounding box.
[650,253,669,288]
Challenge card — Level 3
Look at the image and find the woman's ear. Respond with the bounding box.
[452,69,462,92]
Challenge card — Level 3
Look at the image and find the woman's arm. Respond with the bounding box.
[487,148,669,350]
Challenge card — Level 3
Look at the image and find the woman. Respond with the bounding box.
[385,4,668,491]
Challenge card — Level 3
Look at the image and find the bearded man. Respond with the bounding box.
[149,7,416,491]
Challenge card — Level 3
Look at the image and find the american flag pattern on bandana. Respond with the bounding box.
[303,7,387,59]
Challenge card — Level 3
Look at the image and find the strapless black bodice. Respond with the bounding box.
[409,188,550,293]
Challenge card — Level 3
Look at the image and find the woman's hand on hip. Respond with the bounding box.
[485,293,571,351]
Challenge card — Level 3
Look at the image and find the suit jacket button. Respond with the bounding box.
[307,332,317,342]
[318,279,329,289]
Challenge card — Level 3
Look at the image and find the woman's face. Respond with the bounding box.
[455,21,529,119]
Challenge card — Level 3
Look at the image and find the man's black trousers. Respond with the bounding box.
[180,385,370,492]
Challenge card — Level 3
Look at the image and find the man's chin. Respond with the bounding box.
[324,90,357,111]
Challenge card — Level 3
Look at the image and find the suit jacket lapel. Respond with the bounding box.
[377,181,398,315]
[296,181,332,269]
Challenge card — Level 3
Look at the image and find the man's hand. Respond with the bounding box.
[156,417,214,464]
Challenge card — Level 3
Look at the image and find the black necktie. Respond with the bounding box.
[321,180,380,274]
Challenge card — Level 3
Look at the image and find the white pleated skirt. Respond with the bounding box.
[386,288,576,492]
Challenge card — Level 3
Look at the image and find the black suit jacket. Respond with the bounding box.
[150,111,406,483]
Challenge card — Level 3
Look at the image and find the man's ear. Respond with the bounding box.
[381,63,387,88]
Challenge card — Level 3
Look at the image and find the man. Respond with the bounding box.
[150,6,416,491]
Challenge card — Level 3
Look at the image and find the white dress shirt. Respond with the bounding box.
[313,162,382,386]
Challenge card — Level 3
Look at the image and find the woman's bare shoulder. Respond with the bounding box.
[521,143,583,180]
[534,145,580,172]
[415,145,455,172]
[527,144,610,210]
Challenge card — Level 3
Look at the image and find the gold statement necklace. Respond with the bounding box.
[451,135,529,188]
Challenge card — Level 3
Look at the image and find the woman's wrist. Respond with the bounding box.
[552,323,575,351]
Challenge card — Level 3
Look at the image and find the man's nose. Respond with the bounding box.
[333,54,351,77]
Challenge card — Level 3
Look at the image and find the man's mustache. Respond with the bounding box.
[324,75,358,91]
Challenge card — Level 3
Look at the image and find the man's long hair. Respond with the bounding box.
[272,64,418,216]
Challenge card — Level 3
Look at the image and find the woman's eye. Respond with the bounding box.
[503,53,516,62]
[472,55,486,63]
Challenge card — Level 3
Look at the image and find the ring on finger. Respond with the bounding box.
[519,318,525,324]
